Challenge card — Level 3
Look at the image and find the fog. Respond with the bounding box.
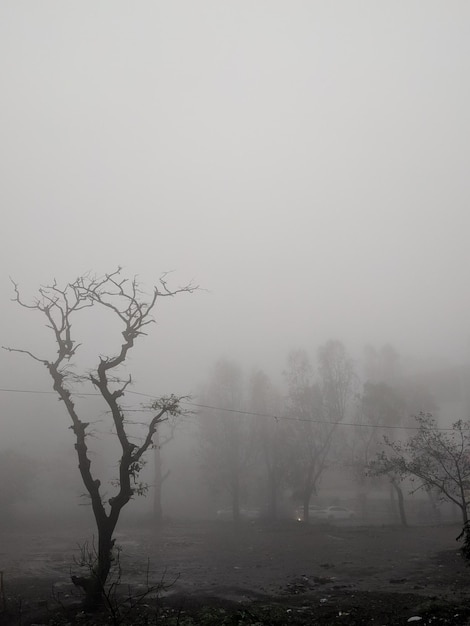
[1,2,470,527]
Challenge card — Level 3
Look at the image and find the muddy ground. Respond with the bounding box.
[1,520,469,625]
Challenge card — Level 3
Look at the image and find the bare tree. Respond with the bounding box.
[365,449,408,527]
[350,382,406,521]
[249,370,288,520]
[284,350,324,521]
[198,359,255,521]
[4,269,196,608]
[363,344,401,385]
[369,412,470,525]
[284,342,355,521]
[318,340,355,427]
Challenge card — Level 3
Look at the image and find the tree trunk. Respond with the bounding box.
[391,479,407,527]
[93,524,114,606]
[389,480,396,518]
[426,490,441,524]
[232,478,240,522]
[302,491,311,522]
[154,442,163,525]
[268,474,278,521]
[461,503,468,525]
[73,520,115,610]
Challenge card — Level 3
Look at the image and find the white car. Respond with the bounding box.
[316,506,356,521]
[216,508,260,521]
[295,505,323,522]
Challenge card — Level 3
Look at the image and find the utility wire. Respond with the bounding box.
[188,402,456,431]
[0,386,457,432]
[0,387,63,395]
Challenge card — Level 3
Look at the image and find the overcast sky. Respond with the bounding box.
[1,1,470,406]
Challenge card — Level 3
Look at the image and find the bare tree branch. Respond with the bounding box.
[368,413,470,524]
[4,268,196,607]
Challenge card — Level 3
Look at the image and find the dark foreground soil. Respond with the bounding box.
[1,520,469,625]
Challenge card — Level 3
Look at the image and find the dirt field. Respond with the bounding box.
[1,519,469,625]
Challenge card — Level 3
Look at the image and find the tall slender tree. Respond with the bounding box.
[351,382,406,521]
[285,341,355,521]
[199,359,254,521]
[249,370,287,520]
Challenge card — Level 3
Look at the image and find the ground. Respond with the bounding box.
[1,520,469,625]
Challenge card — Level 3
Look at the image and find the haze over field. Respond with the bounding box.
[3,10,470,625]
[1,2,469,456]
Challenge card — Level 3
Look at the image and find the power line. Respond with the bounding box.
[0,387,99,396]
[188,402,455,431]
[0,386,456,432]
[0,387,153,398]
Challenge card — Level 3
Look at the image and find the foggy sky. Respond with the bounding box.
[1,1,470,408]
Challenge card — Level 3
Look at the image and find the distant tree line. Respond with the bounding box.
[196,342,441,525]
